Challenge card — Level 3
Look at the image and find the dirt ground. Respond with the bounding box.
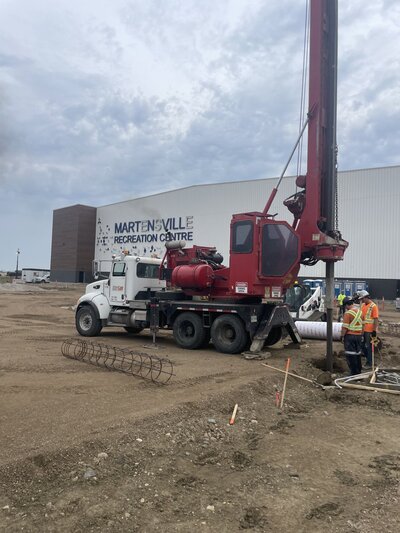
[1,283,400,533]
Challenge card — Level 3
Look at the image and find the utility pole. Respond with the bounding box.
[15,248,20,280]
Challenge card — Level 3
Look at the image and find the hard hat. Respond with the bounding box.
[356,290,369,299]
[343,297,353,306]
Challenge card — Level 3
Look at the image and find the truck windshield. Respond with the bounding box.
[137,263,160,279]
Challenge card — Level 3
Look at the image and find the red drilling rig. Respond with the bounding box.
[161,0,347,356]
[76,0,347,360]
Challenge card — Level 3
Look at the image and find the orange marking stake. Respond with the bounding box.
[275,390,281,407]
[229,403,239,425]
[280,358,291,409]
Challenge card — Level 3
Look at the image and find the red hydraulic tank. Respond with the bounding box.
[171,264,214,290]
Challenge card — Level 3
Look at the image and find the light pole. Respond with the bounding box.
[16,248,20,279]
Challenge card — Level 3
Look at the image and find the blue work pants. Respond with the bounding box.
[362,332,373,366]
[344,334,362,375]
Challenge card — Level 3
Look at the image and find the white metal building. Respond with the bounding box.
[93,165,400,297]
[51,165,399,296]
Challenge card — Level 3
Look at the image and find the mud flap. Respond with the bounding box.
[250,305,302,353]
[149,297,160,343]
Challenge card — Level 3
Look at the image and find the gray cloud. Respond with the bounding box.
[0,0,398,269]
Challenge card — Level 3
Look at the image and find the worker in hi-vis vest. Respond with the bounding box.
[337,291,346,321]
[340,297,363,375]
[357,290,379,369]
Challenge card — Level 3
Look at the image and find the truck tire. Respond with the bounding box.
[76,306,102,337]
[264,326,282,346]
[211,314,248,354]
[173,312,207,349]
[124,326,144,335]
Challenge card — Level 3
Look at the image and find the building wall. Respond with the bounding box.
[53,165,400,295]
[329,165,400,280]
[50,204,96,282]
[95,173,294,270]
[95,165,400,281]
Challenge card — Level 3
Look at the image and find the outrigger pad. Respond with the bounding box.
[250,305,302,353]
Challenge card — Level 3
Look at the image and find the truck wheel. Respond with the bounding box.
[264,326,282,346]
[124,326,144,335]
[173,312,207,349]
[76,306,102,337]
[211,315,248,354]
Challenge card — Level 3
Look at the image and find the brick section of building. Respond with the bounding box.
[50,204,96,283]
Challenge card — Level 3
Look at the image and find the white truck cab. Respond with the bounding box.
[76,255,165,336]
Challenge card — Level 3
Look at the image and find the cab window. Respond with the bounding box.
[232,221,253,253]
[137,263,160,279]
[112,262,126,277]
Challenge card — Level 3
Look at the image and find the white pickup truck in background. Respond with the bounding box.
[22,269,51,284]
[32,274,50,284]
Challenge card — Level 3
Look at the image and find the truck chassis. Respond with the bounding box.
[76,294,300,354]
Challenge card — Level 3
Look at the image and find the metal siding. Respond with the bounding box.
[95,166,400,280]
[334,166,400,279]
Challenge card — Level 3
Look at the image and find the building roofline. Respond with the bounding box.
[98,164,400,208]
[54,203,96,212]
[21,268,50,272]
[339,163,400,174]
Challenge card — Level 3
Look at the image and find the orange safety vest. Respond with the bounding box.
[342,307,363,335]
[361,301,378,333]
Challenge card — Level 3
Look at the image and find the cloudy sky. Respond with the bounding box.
[0,0,399,270]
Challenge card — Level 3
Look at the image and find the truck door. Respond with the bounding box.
[109,261,127,305]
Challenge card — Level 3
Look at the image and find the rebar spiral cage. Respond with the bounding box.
[61,338,174,384]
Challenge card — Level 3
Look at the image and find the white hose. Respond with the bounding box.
[295,321,342,341]
[334,372,372,389]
